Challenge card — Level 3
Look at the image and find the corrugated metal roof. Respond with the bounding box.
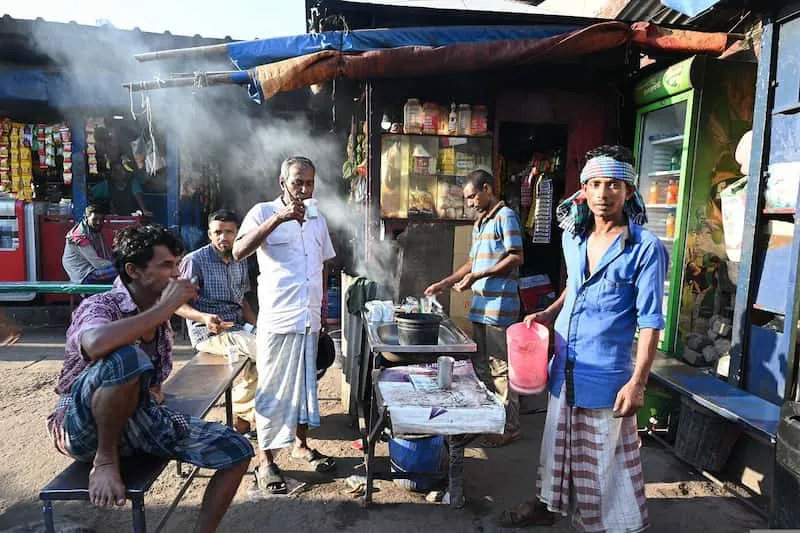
[0,14,235,44]
[616,0,691,25]
[336,0,552,14]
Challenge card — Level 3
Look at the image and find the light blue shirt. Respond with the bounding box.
[549,220,668,409]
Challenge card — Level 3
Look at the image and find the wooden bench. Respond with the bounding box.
[40,352,248,533]
[650,354,780,444]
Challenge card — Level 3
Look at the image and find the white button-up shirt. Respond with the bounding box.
[239,198,336,334]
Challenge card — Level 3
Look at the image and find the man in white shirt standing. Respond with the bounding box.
[233,156,336,495]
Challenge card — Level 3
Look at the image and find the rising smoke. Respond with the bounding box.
[28,20,402,294]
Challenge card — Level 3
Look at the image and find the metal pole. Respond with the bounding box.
[122,71,251,92]
[135,43,231,62]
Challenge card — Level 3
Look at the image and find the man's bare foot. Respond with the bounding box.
[233,416,250,434]
[0,317,21,346]
[89,462,126,507]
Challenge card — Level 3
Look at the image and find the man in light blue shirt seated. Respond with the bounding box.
[500,145,667,531]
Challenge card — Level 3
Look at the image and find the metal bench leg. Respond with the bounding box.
[42,501,55,533]
[225,386,233,427]
[131,496,147,533]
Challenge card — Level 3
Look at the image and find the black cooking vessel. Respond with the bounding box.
[396,312,442,346]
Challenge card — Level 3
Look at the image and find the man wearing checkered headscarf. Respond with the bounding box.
[500,146,668,532]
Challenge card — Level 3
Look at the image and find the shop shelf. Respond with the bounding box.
[648,170,681,178]
[659,236,675,244]
[646,203,679,209]
[381,132,492,139]
[650,135,684,145]
[763,208,795,215]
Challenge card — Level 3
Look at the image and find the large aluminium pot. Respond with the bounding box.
[395,312,442,346]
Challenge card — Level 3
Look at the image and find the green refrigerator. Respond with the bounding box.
[633,56,755,358]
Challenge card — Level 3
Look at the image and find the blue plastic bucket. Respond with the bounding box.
[388,435,446,492]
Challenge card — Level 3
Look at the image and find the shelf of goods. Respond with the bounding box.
[380,134,492,221]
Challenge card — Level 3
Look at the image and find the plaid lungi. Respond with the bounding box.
[48,345,253,469]
[537,385,648,533]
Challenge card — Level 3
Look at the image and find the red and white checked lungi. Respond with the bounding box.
[537,386,648,533]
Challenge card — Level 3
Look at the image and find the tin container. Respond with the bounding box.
[437,356,455,389]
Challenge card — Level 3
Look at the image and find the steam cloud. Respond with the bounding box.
[28,20,402,295]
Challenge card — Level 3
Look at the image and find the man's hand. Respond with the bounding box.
[453,272,478,292]
[524,309,556,328]
[613,380,646,418]
[276,199,305,224]
[424,281,447,297]
[158,279,198,315]
[204,314,234,334]
[149,385,164,405]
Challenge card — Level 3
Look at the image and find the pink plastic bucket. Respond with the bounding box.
[507,321,549,394]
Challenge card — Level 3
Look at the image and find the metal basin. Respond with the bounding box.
[363,312,477,364]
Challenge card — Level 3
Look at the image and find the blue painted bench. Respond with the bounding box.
[650,354,780,444]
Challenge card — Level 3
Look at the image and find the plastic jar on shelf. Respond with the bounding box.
[457,104,472,136]
[648,181,660,204]
[422,102,438,134]
[470,105,488,136]
[403,99,423,134]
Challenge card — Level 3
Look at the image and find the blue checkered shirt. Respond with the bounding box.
[179,244,250,346]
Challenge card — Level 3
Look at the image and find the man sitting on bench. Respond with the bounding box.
[46,224,253,533]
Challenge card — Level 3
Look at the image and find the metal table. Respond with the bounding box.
[359,314,504,508]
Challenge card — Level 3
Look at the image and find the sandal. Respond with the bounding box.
[498,501,555,528]
[290,448,336,473]
[255,463,287,495]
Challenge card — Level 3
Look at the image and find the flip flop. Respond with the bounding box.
[255,463,287,495]
[290,448,336,473]
[498,502,555,528]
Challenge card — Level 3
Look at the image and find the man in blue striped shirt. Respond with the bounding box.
[425,169,524,446]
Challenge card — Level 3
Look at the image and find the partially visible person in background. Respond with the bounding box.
[91,158,151,216]
[62,204,117,284]
[177,209,259,437]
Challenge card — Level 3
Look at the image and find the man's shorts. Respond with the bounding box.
[63,345,254,469]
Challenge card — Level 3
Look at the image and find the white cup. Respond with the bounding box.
[303,198,319,220]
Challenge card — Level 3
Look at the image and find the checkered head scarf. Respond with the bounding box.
[556,155,648,235]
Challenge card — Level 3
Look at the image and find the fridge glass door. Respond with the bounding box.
[637,100,689,350]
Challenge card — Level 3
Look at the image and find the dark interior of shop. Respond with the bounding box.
[498,122,568,290]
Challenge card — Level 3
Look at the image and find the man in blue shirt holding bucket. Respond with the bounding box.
[500,146,667,532]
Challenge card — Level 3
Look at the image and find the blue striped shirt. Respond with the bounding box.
[468,202,523,326]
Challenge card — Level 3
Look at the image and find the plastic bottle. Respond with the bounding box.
[506,322,549,394]
[666,179,678,205]
[665,210,676,238]
[648,182,660,204]
[447,103,458,135]
[403,99,423,134]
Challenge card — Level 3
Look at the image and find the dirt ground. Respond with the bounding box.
[0,327,767,533]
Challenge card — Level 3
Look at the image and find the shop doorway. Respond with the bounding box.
[498,122,568,297]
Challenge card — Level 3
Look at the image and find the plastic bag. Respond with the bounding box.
[145,139,166,175]
[720,177,747,262]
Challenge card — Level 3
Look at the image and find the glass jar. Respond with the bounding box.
[422,102,438,134]
[457,104,472,136]
[403,99,423,134]
[470,105,488,136]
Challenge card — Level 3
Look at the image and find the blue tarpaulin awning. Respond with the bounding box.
[660,0,722,17]
[226,25,581,69]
